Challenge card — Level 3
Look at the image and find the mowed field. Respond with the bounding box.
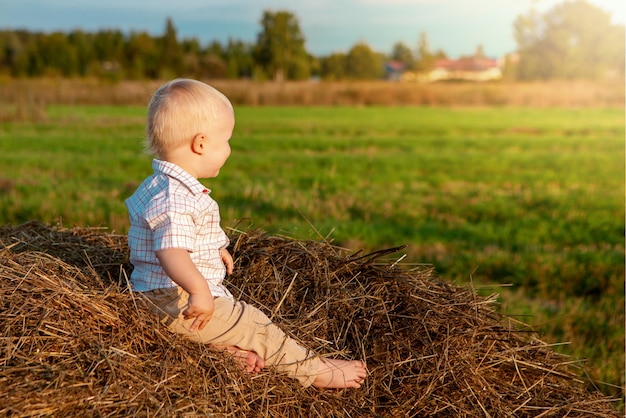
[0,103,623,398]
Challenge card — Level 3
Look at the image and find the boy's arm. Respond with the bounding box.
[155,248,215,332]
[220,248,234,275]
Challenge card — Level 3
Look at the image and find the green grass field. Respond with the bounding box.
[0,105,624,398]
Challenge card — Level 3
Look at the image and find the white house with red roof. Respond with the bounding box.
[399,56,505,82]
[426,56,503,81]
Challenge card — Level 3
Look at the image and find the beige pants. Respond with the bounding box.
[140,287,320,386]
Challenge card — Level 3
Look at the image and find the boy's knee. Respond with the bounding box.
[139,287,184,325]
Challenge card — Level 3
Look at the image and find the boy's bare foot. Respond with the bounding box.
[212,345,265,373]
[312,359,367,388]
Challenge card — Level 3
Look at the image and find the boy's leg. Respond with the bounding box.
[140,287,320,386]
[202,300,368,388]
[139,287,262,371]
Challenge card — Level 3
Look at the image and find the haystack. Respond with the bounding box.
[0,221,620,417]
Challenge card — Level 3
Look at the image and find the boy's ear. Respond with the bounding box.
[191,134,205,154]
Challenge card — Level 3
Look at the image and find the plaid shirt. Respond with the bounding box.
[125,159,232,298]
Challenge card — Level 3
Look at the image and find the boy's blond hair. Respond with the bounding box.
[145,79,233,157]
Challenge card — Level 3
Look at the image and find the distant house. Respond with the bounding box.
[425,57,503,82]
[390,56,506,83]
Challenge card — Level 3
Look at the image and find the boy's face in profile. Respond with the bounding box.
[196,105,234,179]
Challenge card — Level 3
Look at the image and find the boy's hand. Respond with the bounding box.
[220,248,234,274]
[183,291,215,331]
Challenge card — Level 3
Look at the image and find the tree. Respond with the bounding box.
[414,32,438,72]
[91,29,125,79]
[514,0,625,80]
[254,10,309,81]
[125,31,159,79]
[225,39,254,79]
[345,41,384,80]
[7,33,35,76]
[159,18,184,78]
[68,30,95,76]
[43,32,78,76]
[320,52,347,80]
[189,40,226,79]
[92,29,124,63]
[0,31,25,76]
[391,42,414,69]
[18,32,78,77]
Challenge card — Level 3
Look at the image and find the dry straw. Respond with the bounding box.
[0,221,620,417]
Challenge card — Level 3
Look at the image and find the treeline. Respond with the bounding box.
[0,1,623,82]
[0,13,395,82]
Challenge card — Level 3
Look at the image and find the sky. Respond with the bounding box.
[1,0,625,58]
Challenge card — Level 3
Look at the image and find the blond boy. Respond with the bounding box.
[125,78,367,388]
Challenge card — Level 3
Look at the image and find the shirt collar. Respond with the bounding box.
[152,159,211,195]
